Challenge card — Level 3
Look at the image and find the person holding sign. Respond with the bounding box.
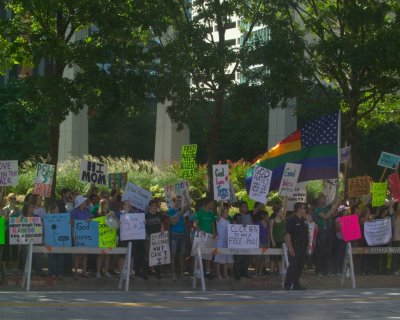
[214,203,233,279]
[314,194,339,276]
[71,195,91,279]
[391,201,400,275]
[168,194,190,281]
[94,199,114,279]
[145,199,164,279]
[284,202,309,290]
[193,198,216,278]
[2,193,21,266]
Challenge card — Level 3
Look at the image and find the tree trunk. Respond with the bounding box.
[47,114,60,201]
[206,88,225,198]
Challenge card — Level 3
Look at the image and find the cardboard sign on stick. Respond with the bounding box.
[0,160,18,186]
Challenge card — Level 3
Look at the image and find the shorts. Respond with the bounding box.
[170,233,186,256]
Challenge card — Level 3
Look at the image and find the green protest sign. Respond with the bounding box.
[371,182,387,207]
[92,216,117,248]
[180,144,197,179]
[0,217,5,245]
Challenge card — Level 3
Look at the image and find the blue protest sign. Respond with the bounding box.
[43,213,72,247]
[74,220,99,247]
[378,152,400,169]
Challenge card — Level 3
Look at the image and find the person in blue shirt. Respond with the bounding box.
[168,195,189,281]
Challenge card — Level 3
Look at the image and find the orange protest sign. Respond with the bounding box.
[348,176,371,197]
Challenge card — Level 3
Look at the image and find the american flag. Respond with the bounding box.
[301,113,338,148]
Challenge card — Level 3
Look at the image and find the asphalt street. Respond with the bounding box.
[1,289,400,320]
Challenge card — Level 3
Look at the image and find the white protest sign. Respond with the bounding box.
[164,180,190,209]
[119,213,146,241]
[249,165,272,204]
[228,224,259,249]
[286,182,308,211]
[9,217,42,245]
[278,163,302,197]
[121,182,152,211]
[80,160,108,185]
[33,163,55,198]
[340,146,351,164]
[229,181,237,203]
[191,230,216,260]
[323,179,338,206]
[0,160,18,186]
[149,231,170,266]
[364,218,392,246]
[213,164,230,201]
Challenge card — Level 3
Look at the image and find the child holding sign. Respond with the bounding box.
[214,203,233,279]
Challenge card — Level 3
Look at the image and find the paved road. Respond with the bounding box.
[1,289,400,320]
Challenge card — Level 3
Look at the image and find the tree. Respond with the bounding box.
[0,0,164,198]
[152,0,304,196]
[258,0,400,175]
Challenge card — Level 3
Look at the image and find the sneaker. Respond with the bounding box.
[105,272,113,278]
[96,272,101,279]
[394,271,399,276]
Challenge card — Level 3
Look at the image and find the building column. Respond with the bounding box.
[268,99,297,148]
[154,101,190,165]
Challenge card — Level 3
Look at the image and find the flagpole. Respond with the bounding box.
[337,111,341,197]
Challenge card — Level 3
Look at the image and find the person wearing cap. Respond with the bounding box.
[284,202,309,290]
[71,195,91,279]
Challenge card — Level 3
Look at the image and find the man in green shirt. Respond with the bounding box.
[194,198,216,277]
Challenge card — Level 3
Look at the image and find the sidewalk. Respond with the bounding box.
[1,269,399,291]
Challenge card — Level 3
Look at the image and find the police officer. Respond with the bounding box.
[284,202,309,290]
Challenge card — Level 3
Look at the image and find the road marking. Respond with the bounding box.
[0,295,399,309]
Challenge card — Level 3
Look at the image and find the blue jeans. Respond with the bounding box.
[48,253,64,277]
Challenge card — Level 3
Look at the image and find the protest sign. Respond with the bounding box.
[212,164,230,201]
[9,217,42,245]
[364,218,392,246]
[388,172,400,201]
[73,220,99,247]
[340,146,351,164]
[307,222,316,255]
[164,180,190,209]
[108,172,127,189]
[323,179,338,206]
[0,217,5,245]
[180,144,197,179]
[278,163,302,197]
[0,160,18,186]
[249,165,272,204]
[378,151,400,169]
[121,182,152,211]
[191,230,216,260]
[339,214,361,242]
[371,182,387,207]
[286,182,308,211]
[229,180,237,203]
[348,176,371,197]
[228,224,259,249]
[43,213,72,247]
[92,216,117,248]
[80,160,108,185]
[119,213,146,241]
[149,231,170,266]
[33,163,55,198]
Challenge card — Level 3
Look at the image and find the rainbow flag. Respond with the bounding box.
[246,112,339,191]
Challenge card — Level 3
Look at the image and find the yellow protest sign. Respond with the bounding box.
[92,216,117,248]
[371,182,387,207]
[180,144,197,179]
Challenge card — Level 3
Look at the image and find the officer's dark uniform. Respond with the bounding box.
[284,214,308,290]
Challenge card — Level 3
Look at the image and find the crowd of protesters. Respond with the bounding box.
[0,184,399,289]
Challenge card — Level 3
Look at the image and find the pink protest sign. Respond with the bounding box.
[339,214,361,242]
